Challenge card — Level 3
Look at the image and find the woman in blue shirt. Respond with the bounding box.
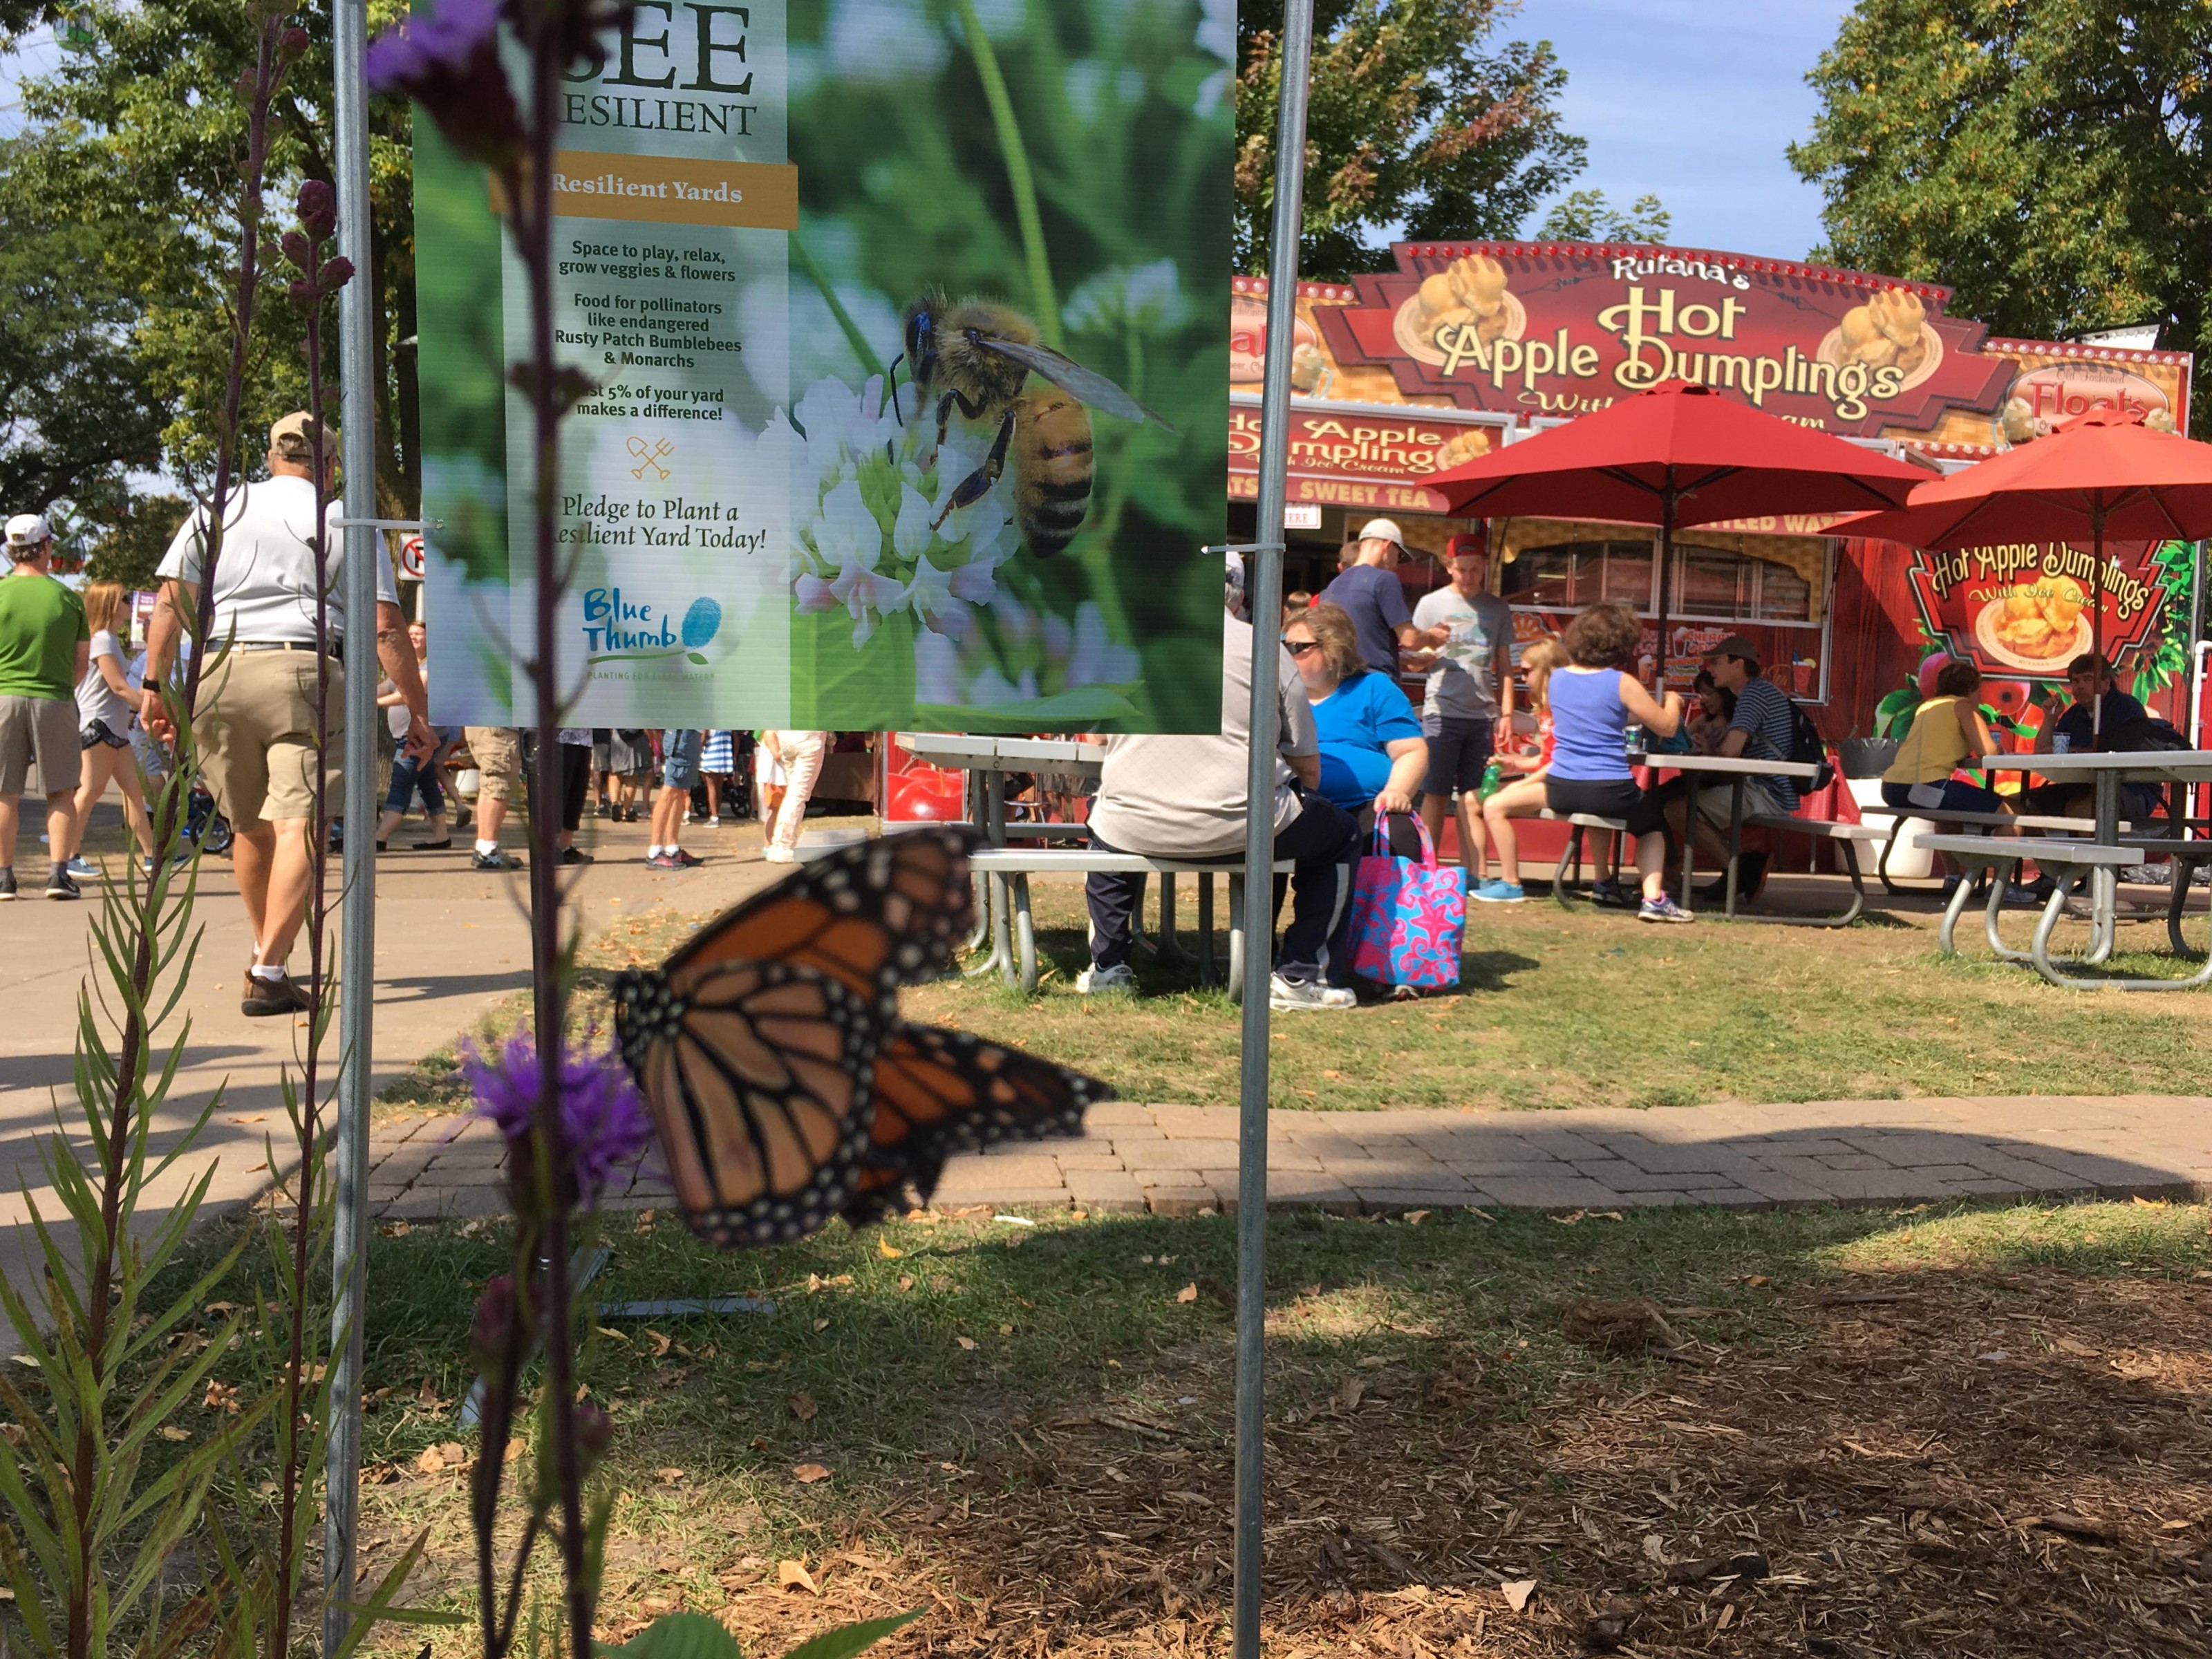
[1284,603,1428,821]
[1284,603,1432,997]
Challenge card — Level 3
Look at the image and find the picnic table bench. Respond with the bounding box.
[962,846,1294,998]
[1868,806,2111,894]
[1916,834,2212,990]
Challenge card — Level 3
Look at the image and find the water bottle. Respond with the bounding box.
[1479,757,1506,800]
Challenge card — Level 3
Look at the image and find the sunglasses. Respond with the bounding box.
[1282,638,1322,657]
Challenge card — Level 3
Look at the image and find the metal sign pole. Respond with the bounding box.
[1234,3,1315,1655]
[325,0,378,1647]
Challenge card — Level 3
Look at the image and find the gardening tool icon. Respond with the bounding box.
[627,435,673,481]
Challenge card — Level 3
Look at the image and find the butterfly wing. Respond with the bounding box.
[615,959,893,1248]
[662,828,977,1006]
[838,1023,1114,1224]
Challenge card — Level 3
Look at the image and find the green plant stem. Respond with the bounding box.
[791,233,881,382]
[953,0,1060,349]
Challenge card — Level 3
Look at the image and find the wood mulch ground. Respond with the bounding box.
[679,1266,2211,1658]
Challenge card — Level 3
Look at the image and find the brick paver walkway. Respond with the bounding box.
[369,1094,2211,1219]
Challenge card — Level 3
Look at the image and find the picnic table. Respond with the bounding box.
[894,734,1102,980]
[1633,750,1860,922]
[1927,748,2212,988]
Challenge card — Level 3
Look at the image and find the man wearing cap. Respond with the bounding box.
[140,413,431,1015]
[1319,518,1447,680]
[0,513,89,901]
[1406,532,1515,889]
[1662,635,1800,900]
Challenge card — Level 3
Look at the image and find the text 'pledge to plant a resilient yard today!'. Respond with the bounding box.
[494,153,801,230]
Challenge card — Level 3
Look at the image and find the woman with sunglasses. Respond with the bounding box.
[1282,602,1430,998]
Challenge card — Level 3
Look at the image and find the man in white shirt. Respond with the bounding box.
[1079,604,1364,1010]
[141,413,431,1016]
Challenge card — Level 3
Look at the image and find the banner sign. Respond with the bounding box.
[1904,541,2168,682]
[1224,399,1499,516]
[1314,243,2021,435]
[416,0,1232,731]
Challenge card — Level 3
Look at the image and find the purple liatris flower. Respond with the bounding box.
[463,1032,653,1213]
[364,0,525,169]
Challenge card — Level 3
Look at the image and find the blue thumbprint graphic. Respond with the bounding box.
[681,597,722,664]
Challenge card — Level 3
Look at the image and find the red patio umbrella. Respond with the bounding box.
[1840,408,2212,731]
[1425,379,1929,683]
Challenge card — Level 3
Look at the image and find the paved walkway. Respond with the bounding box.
[0,805,784,1347]
[370,1093,2212,1219]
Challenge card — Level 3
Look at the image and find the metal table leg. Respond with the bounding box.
[1679,774,1699,906]
[1551,823,1586,909]
[1723,780,1745,919]
[1013,874,1038,995]
[1226,872,1246,1005]
[1198,872,1217,986]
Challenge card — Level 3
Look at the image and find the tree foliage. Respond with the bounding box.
[1790,0,2212,431]
[15,0,420,512]
[1537,188,1671,244]
[0,151,168,538]
[1234,0,1593,275]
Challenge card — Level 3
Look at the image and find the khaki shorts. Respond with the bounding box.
[193,648,343,829]
[465,727,521,801]
[1693,779,1788,826]
[0,694,78,797]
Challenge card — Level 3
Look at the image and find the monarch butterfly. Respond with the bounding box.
[612,828,1109,1246]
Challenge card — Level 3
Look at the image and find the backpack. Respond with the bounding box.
[1785,696,1833,796]
[2103,713,2188,754]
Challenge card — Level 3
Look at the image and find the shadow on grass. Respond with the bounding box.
[1011,924,1543,999]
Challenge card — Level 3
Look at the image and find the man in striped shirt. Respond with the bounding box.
[1664,636,1800,901]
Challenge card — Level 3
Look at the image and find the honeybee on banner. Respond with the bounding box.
[897,292,1176,558]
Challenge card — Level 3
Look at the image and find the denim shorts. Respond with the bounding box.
[662,728,702,789]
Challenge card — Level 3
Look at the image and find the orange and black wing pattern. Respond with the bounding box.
[662,828,975,1006]
[613,959,893,1247]
[838,1023,1115,1224]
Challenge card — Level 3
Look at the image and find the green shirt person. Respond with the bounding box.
[0,513,91,900]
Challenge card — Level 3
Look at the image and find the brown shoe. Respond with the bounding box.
[241,971,315,1018]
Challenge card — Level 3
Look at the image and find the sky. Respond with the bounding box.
[1521,0,1855,261]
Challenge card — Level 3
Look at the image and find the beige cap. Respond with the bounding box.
[270,411,337,462]
[1357,517,1407,550]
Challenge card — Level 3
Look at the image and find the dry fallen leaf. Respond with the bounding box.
[898,1275,915,1293]
[160,1426,190,1442]
[1175,1284,1199,1304]
[1500,1579,1537,1613]
[654,1468,686,1485]
[791,1462,831,1484]
[787,1391,818,1421]
[378,1222,411,1238]
[1404,1210,1430,1226]
[812,1318,830,1333]
[634,1210,656,1234]
[2053,1336,2099,1357]
[644,1329,673,1359]
[877,1235,903,1259]
[776,1559,818,1594]
[955,1335,978,1351]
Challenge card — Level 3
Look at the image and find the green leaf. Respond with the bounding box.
[780,1610,928,1659]
[599,1611,746,1659]
[688,651,708,664]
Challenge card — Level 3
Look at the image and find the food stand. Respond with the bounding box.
[1229,242,2197,746]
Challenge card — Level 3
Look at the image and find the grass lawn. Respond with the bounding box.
[901,876,2212,1112]
[241,1197,2212,1656]
[373,865,2212,1120]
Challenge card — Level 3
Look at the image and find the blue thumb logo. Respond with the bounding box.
[681,597,722,653]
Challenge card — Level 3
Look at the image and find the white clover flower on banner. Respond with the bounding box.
[913,598,1142,714]
[782,373,1022,650]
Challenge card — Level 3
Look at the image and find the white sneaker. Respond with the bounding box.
[762,845,796,863]
[1076,962,1136,994]
[1270,973,1355,1011]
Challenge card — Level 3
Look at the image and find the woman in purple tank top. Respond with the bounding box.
[1544,603,1693,923]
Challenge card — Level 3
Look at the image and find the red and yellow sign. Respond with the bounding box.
[1224,404,1495,514]
[1904,541,2167,681]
